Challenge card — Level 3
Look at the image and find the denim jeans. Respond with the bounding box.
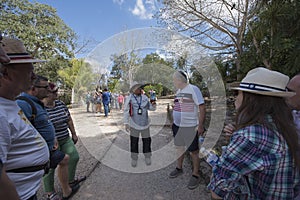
[103,103,109,116]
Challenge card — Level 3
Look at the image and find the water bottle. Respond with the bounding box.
[221,145,227,155]
[198,136,204,147]
[200,147,219,167]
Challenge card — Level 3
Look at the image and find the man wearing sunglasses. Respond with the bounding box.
[16,75,79,200]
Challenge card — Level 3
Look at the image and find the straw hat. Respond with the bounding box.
[130,81,143,93]
[230,67,295,97]
[1,37,45,64]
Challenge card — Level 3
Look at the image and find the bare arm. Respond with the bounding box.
[198,104,206,135]
[68,116,78,144]
[0,163,19,200]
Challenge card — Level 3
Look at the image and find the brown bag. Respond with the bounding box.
[129,101,133,116]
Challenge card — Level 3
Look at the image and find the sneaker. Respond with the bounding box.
[169,167,183,178]
[187,175,200,190]
[145,157,151,166]
[131,159,137,167]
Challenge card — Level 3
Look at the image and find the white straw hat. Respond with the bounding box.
[129,81,144,93]
[231,67,295,97]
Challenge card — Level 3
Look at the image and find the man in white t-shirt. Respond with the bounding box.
[169,70,206,190]
[0,37,49,200]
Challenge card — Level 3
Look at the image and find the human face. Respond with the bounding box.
[48,90,58,101]
[173,76,181,90]
[7,63,35,93]
[234,90,243,110]
[133,88,142,95]
[286,75,300,110]
[34,80,49,100]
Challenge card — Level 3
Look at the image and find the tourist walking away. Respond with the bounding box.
[16,75,79,200]
[117,93,124,111]
[42,83,86,190]
[208,67,300,199]
[0,37,49,200]
[124,82,157,167]
[95,91,102,113]
[102,88,111,117]
[169,70,206,190]
[85,92,91,112]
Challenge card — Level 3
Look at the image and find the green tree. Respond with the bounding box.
[0,0,77,79]
[58,59,97,102]
[242,0,300,77]
[134,53,174,93]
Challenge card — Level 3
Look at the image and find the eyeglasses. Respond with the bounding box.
[49,90,58,94]
[34,85,49,89]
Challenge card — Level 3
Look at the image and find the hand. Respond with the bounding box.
[197,125,205,136]
[72,134,78,144]
[223,123,236,137]
[52,138,59,150]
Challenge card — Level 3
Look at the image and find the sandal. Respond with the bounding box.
[69,175,86,187]
[47,192,61,200]
[62,183,80,200]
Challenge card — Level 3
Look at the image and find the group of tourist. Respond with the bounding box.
[0,37,85,200]
[1,34,300,200]
[123,67,300,199]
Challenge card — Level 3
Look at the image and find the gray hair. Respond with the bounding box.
[173,70,188,83]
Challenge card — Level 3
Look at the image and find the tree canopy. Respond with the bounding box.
[0,0,77,80]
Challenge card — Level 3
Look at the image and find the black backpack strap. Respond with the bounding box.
[15,96,37,124]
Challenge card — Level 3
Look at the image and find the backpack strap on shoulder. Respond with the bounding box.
[15,96,37,124]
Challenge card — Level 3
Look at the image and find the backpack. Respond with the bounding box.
[15,96,37,125]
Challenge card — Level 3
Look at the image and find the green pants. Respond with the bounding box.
[43,137,80,192]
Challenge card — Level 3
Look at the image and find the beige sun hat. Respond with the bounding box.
[230,67,295,97]
[1,37,45,64]
[129,81,144,93]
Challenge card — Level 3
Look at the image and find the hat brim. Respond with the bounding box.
[231,87,295,97]
[8,58,46,64]
[130,84,144,92]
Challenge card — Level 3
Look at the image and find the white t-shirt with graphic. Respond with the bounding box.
[173,84,204,127]
[0,97,49,200]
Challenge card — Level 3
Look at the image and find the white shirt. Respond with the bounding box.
[173,84,204,127]
[0,97,49,200]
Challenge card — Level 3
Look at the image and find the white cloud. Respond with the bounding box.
[130,0,153,20]
[112,0,125,6]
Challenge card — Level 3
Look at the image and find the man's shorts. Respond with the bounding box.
[172,123,199,152]
[50,149,65,169]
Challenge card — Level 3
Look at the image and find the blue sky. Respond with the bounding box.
[34,0,159,44]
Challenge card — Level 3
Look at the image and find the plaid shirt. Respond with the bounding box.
[208,116,300,199]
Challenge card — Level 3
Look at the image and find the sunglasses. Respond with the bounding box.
[49,90,58,94]
[34,85,49,89]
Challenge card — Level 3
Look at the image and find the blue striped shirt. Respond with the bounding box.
[45,100,70,141]
[208,116,300,199]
